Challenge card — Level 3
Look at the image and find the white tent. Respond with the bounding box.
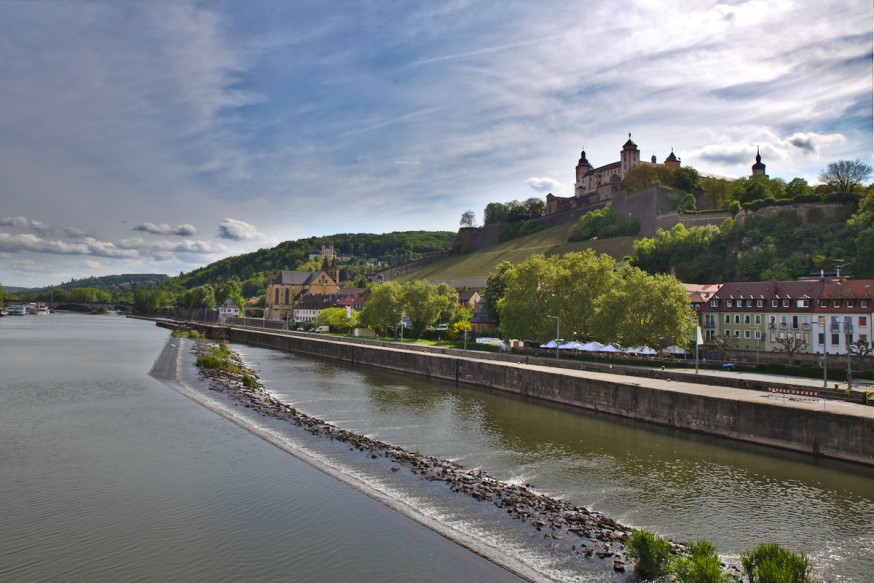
[540,340,558,349]
[578,341,605,352]
[599,344,623,353]
[559,341,582,350]
[662,345,686,355]
[627,346,657,355]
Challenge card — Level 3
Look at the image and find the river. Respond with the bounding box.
[3,314,873,581]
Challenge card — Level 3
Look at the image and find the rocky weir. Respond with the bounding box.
[191,338,690,578]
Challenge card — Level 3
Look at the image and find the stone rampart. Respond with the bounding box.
[187,324,874,467]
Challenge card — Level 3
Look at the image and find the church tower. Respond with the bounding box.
[751,147,768,180]
[574,147,594,195]
[620,133,641,178]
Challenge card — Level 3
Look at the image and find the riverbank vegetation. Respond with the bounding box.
[627,528,817,583]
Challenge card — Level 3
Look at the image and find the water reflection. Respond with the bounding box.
[248,347,874,582]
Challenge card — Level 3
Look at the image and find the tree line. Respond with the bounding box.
[483,250,694,349]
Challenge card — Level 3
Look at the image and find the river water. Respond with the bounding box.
[3,314,873,581]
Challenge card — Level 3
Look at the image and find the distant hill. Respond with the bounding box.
[176,231,457,290]
[26,274,170,293]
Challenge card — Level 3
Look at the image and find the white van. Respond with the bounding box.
[313,325,330,333]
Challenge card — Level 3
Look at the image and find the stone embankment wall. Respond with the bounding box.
[184,323,874,467]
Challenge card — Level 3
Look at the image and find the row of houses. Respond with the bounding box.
[262,268,484,326]
[689,277,873,356]
[255,262,873,358]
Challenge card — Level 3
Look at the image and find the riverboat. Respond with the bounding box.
[32,303,50,315]
[6,304,28,315]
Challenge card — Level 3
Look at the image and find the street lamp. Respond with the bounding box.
[547,315,560,360]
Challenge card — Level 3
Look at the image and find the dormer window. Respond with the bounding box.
[746,299,752,307]
[756,299,763,308]
[820,299,828,308]
[833,300,841,308]
[727,299,733,307]
[710,299,718,307]
[862,300,869,308]
[847,300,854,308]
[782,299,790,308]
[771,299,778,308]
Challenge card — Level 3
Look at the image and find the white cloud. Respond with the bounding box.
[526,177,564,193]
[217,218,264,241]
[133,222,199,236]
[0,216,49,232]
[0,233,138,258]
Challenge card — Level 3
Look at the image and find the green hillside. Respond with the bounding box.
[396,222,635,284]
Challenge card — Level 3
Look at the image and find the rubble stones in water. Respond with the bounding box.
[192,340,637,567]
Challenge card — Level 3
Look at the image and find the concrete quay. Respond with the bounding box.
[172,322,874,467]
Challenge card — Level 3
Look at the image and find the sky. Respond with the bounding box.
[0,0,872,288]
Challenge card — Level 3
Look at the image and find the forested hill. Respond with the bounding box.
[176,231,456,291]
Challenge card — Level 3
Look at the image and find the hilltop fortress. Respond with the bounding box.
[457,135,786,252]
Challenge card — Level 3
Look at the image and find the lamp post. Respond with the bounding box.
[548,315,560,360]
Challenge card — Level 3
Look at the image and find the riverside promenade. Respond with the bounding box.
[156,320,874,467]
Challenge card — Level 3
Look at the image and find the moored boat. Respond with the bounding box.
[32,303,50,315]
[6,304,28,315]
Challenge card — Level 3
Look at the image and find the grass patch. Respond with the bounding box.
[627,529,672,579]
[195,355,242,374]
[673,539,730,583]
[741,543,815,583]
[396,223,634,283]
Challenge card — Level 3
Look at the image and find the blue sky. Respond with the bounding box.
[1,0,872,288]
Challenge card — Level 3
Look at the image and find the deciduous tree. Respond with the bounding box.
[404,280,451,338]
[819,159,873,193]
[593,268,694,351]
[358,281,405,336]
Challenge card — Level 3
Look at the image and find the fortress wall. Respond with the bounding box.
[196,324,874,466]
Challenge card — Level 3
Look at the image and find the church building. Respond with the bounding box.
[265,255,340,320]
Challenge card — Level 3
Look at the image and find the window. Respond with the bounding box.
[860,316,867,326]
[735,330,740,337]
[792,316,799,329]
[755,315,762,325]
[755,330,762,340]
[780,315,788,329]
[771,299,779,308]
[744,330,751,339]
[796,299,809,308]
[820,299,828,308]
[727,299,733,307]
[862,300,869,308]
[782,299,790,308]
[725,314,731,324]
[847,300,854,308]
[735,314,741,324]
[274,288,279,304]
[746,299,752,307]
[818,332,824,345]
[756,299,763,308]
[745,315,751,324]
[710,299,719,307]
[832,333,840,345]
[284,288,290,304]
[833,300,841,308]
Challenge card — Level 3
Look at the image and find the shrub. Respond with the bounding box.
[741,542,814,583]
[241,374,259,389]
[195,355,241,374]
[627,529,672,579]
[672,539,729,583]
